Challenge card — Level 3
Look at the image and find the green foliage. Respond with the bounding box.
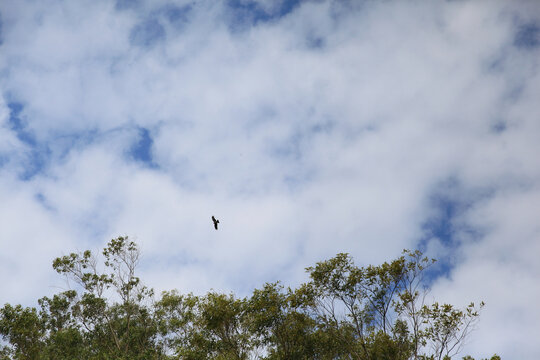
[0,304,44,359]
[462,355,501,360]
[0,237,496,359]
[248,282,319,359]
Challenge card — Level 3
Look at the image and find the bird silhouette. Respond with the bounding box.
[212,216,219,230]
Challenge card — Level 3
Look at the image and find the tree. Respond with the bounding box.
[49,236,161,359]
[37,290,84,359]
[0,304,44,359]
[420,302,484,360]
[248,282,319,359]
[303,250,485,360]
[0,236,498,360]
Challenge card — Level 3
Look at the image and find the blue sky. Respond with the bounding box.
[1,0,540,358]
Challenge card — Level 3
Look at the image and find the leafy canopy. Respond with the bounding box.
[0,237,499,360]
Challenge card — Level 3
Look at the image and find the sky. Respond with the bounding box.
[0,0,539,358]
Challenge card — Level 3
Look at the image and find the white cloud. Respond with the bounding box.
[1,0,539,358]
[0,173,74,305]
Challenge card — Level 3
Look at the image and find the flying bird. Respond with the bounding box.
[212,216,219,230]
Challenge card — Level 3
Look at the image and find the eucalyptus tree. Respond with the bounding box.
[303,250,485,360]
[50,236,162,359]
[0,237,498,360]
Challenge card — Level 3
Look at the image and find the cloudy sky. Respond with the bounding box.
[1,0,539,358]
